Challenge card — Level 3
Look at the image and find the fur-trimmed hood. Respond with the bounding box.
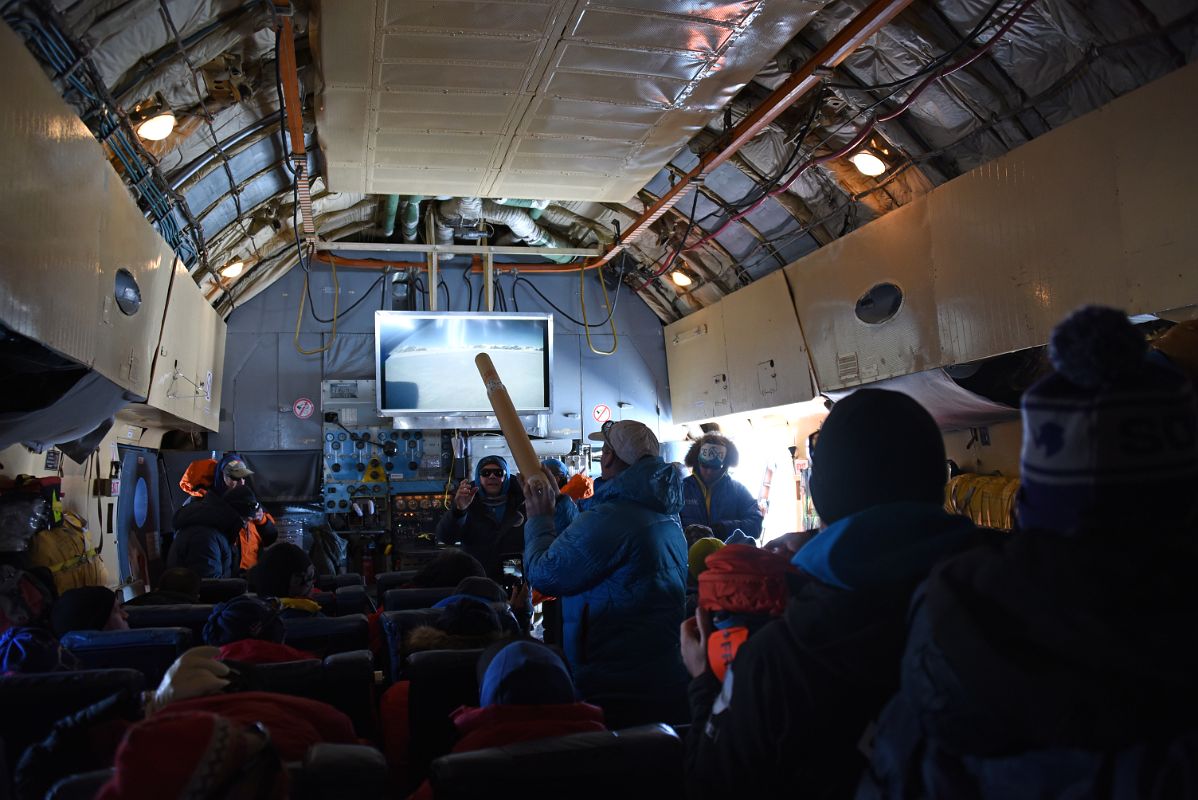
[404,626,509,654]
[685,433,739,470]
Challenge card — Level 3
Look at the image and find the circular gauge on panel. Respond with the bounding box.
[337,432,347,441]
[331,442,341,451]
[419,499,431,509]
[407,499,419,510]
[361,431,372,441]
[325,432,335,442]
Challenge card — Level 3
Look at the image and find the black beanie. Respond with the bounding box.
[810,389,946,524]
[223,485,260,519]
[51,586,117,636]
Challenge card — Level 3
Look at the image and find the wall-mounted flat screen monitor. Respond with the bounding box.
[375,311,552,415]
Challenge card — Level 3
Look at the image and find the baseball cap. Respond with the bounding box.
[222,459,254,479]
[587,420,659,464]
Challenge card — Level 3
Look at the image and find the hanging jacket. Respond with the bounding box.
[166,493,242,578]
[524,455,689,710]
[686,502,991,800]
[680,472,763,539]
[435,466,526,580]
[178,458,216,499]
[858,527,1198,800]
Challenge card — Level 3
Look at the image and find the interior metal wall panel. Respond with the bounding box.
[720,271,816,411]
[0,21,174,397]
[787,59,1198,393]
[143,260,227,432]
[315,0,824,200]
[664,303,730,423]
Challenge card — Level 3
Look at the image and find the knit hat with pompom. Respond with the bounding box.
[1017,306,1198,534]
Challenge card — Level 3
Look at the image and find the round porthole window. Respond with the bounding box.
[854,282,903,325]
[114,269,142,316]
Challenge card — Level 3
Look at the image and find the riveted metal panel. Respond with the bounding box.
[664,303,730,423]
[786,59,1198,393]
[0,21,173,398]
[316,0,825,200]
[721,271,816,411]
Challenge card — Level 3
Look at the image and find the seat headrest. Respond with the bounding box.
[315,573,364,591]
[429,724,683,799]
[197,578,248,604]
[384,587,455,612]
[333,585,373,616]
[282,614,368,657]
[379,609,443,682]
[301,743,386,797]
[124,604,214,641]
[374,570,419,595]
[47,768,115,800]
[60,628,193,685]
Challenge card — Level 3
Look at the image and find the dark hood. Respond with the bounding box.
[172,492,244,538]
[597,456,683,515]
[914,529,1198,755]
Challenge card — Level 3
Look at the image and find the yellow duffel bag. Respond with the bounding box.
[28,511,105,593]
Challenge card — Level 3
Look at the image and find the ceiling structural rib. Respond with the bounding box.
[272,0,314,236]
[555,0,916,273]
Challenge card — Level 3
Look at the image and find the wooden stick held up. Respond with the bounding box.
[474,353,553,496]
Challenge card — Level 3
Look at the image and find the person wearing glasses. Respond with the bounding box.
[523,419,690,729]
[436,455,527,581]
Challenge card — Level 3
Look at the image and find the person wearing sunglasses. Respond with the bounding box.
[436,455,527,581]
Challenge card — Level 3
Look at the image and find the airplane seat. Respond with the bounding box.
[59,628,192,685]
[383,587,454,612]
[374,570,418,595]
[252,651,377,740]
[333,585,373,616]
[428,724,685,800]
[197,578,247,603]
[311,590,336,615]
[282,614,369,658]
[378,609,441,682]
[124,604,214,642]
[294,743,387,799]
[315,573,364,591]
[406,649,483,784]
[0,669,145,776]
[46,768,111,800]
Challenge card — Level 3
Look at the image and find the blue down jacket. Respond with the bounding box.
[525,456,689,706]
[680,473,763,539]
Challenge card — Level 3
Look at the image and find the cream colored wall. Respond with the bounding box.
[0,418,163,589]
[943,420,1023,477]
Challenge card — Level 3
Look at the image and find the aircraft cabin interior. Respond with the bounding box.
[0,0,1196,797]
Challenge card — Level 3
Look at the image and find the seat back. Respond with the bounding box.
[60,628,192,685]
[311,591,336,615]
[254,651,377,739]
[0,669,145,773]
[282,614,369,657]
[374,570,418,595]
[125,603,214,642]
[46,769,113,800]
[429,724,685,799]
[383,587,454,612]
[333,585,373,616]
[406,649,483,783]
[292,743,386,799]
[315,573,364,591]
[197,578,247,603]
[379,609,441,682]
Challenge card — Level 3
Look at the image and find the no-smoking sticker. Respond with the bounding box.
[293,397,315,419]
[593,404,611,423]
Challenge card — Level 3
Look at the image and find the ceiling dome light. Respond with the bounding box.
[670,269,693,288]
[130,93,176,141]
[220,260,245,279]
[136,111,176,141]
[849,150,887,177]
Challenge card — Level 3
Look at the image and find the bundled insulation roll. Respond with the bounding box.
[945,474,1020,531]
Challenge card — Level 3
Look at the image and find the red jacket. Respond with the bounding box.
[169,692,357,760]
[409,703,606,799]
[218,639,317,665]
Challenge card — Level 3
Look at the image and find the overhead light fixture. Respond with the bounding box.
[220,260,245,279]
[849,150,887,177]
[670,269,694,287]
[131,93,176,141]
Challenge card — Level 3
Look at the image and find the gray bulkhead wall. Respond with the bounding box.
[210,262,670,453]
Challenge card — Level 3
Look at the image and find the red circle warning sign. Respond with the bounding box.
[293,397,315,419]
[592,404,611,424]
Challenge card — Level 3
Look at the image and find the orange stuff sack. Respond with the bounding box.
[561,473,594,502]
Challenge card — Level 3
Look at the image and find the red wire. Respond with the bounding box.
[636,0,1038,288]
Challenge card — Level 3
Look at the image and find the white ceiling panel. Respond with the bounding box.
[316,0,824,201]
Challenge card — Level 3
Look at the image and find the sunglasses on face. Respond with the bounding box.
[479,468,505,478]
